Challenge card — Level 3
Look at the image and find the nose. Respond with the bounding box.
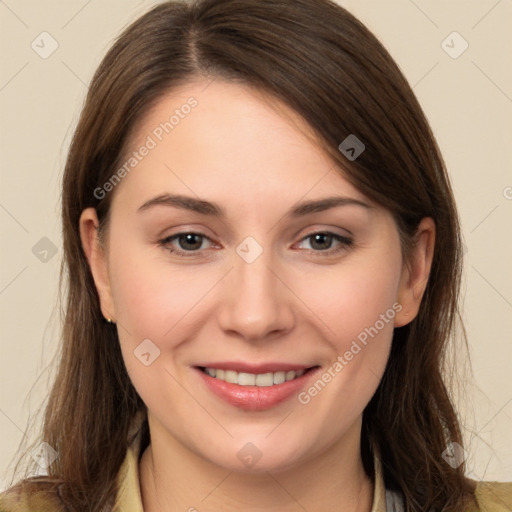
[217,248,296,342]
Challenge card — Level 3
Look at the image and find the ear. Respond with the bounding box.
[79,208,116,322]
[394,217,435,328]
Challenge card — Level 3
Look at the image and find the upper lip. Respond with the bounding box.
[195,362,316,373]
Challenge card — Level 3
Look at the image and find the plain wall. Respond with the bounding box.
[1,0,511,489]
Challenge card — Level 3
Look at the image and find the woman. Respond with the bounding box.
[1,0,510,510]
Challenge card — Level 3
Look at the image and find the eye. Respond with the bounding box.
[158,230,353,259]
[158,232,215,257]
[296,231,353,256]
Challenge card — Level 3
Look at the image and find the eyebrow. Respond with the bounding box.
[137,193,371,217]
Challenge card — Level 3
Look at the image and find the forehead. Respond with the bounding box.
[130,79,325,168]
[111,79,371,212]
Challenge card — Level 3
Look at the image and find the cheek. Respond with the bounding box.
[293,250,402,413]
[108,238,215,334]
[107,247,207,409]
[295,251,402,350]
[106,238,219,381]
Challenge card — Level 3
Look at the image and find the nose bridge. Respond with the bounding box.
[218,240,295,340]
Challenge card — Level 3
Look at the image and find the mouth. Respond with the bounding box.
[199,366,310,386]
[194,364,320,411]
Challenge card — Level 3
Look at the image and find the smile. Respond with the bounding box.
[200,367,306,386]
[195,365,320,411]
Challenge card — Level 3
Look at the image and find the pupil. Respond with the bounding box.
[311,233,331,250]
[179,234,202,250]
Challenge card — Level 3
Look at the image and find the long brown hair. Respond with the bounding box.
[6,0,476,510]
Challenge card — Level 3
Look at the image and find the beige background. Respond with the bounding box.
[1,0,511,490]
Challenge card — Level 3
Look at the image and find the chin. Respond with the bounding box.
[198,432,312,474]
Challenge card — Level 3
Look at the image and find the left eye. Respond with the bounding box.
[296,232,353,254]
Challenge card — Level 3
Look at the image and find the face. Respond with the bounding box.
[81,79,433,473]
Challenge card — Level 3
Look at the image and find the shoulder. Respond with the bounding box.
[0,479,67,512]
[474,480,512,511]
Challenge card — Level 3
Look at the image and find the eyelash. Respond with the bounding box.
[158,231,353,258]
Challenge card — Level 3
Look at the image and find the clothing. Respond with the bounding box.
[1,421,511,511]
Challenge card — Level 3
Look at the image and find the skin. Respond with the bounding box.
[80,79,435,511]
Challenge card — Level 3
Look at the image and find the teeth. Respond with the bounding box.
[203,367,307,386]
[238,372,256,386]
[225,370,238,384]
[273,371,286,384]
[255,373,273,387]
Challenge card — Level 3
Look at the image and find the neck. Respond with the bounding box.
[139,416,374,512]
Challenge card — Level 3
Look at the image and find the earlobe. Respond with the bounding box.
[79,208,116,322]
[394,217,435,327]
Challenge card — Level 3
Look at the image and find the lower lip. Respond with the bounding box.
[195,367,319,411]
